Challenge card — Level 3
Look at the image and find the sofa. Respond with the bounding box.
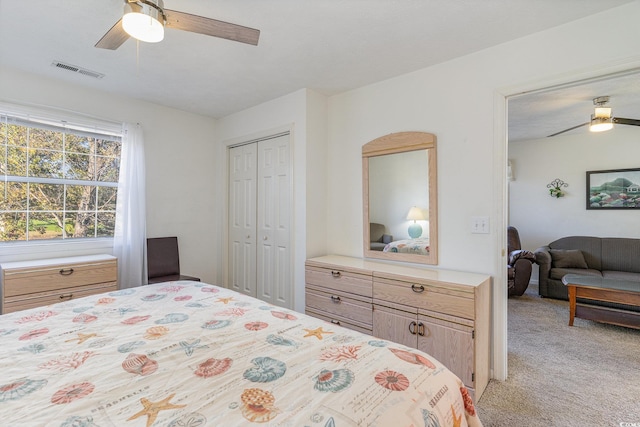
[535,236,640,310]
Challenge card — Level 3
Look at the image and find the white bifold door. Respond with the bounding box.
[228,133,292,309]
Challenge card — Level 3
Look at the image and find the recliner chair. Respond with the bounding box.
[507,226,535,296]
[147,236,200,284]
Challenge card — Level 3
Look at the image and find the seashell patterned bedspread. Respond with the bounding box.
[383,237,431,255]
[0,281,483,427]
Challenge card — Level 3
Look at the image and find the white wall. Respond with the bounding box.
[0,66,218,283]
[214,89,328,312]
[305,90,329,259]
[509,125,640,281]
[323,2,640,379]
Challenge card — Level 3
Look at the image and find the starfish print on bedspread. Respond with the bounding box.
[127,393,186,427]
[65,332,98,344]
[303,327,334,340]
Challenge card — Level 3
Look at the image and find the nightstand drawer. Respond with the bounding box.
[3,282,118,314]
[4,260,117,298]
[305,266,372,297]
[306,286,372,327]
[373,277,474,319]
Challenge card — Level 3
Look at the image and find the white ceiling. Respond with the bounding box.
[0,0,637,140]
[508,70,640,142]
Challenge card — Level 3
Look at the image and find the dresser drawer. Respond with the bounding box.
[305,308,372,335]
[3,281,118,314]
[373,277,474,319]
[306,286,372,327]
[3,260,117,298]
[305,266,372,297]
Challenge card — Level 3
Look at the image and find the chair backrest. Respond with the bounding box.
[147,237,181,279]
[370,223,385,243]
[507,226,521,253]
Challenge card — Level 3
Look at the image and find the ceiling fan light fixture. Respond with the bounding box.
[589,96,614,132]
[589,114,613,132]
[593,106,611,119]
[122,0,166,43]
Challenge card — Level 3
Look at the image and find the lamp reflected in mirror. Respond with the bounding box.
[406,206,426,238]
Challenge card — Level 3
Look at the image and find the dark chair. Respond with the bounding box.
[507,226,535,296]
[147,237,200,284]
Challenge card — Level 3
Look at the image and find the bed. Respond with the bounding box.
[383,237,431,255]
[0,281,482,426]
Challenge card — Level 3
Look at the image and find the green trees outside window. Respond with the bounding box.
[0,116,121,242]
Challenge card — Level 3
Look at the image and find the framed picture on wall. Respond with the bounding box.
[586,168,640,209]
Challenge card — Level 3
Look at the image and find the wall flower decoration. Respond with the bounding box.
[547,179,568,198]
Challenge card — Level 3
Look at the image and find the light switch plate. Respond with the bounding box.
[471,216,490,234]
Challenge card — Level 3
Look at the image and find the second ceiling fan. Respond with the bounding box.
[548,96,640,137]
[95,0,260,50]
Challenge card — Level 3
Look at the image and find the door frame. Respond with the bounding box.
[493,59,640,381]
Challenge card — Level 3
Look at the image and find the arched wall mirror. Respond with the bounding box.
[363,131,438,265]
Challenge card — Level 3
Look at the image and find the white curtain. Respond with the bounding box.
[114,123,147,288]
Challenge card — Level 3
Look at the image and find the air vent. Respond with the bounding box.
[51,61,105,79]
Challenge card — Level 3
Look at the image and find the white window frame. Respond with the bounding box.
[0,103,122,262]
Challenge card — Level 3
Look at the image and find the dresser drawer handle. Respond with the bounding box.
[411,284,425,293]
[418,322,426,336]
[330,319,341,325]
[408,321,417,335]
[331,271,341,278]
[59,293,73,300]
[59,268,75,276]
[330,295,341,303]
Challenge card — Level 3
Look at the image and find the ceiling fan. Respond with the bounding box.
[548,96,640,137]
[95,0,260,50]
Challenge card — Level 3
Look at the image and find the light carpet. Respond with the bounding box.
[476,283,640,427]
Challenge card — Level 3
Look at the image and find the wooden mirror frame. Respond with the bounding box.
[363,131,438,265]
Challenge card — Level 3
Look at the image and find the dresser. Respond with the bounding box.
[0,254,118,314]
[305,255,491,399]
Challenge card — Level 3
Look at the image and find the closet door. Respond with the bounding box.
[256,134,291,308]
[228,144,257,297]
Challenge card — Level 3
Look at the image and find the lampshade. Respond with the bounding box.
[406,207,426,221]
[122,0,166,43]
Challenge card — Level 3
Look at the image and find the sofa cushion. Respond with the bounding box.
[549,236,602,270]
[601,238,640,273]
[550,249,589,269]
[550,268,602,280]
[601,270,640,281]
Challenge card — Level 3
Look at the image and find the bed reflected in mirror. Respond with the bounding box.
[363,132,438,265]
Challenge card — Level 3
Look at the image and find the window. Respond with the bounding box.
[0,110,122,242]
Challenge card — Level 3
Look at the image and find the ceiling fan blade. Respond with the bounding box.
[95,19,130,50]
[613,117,640,126]
[547,122,589,138]
[165,9,260,46]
